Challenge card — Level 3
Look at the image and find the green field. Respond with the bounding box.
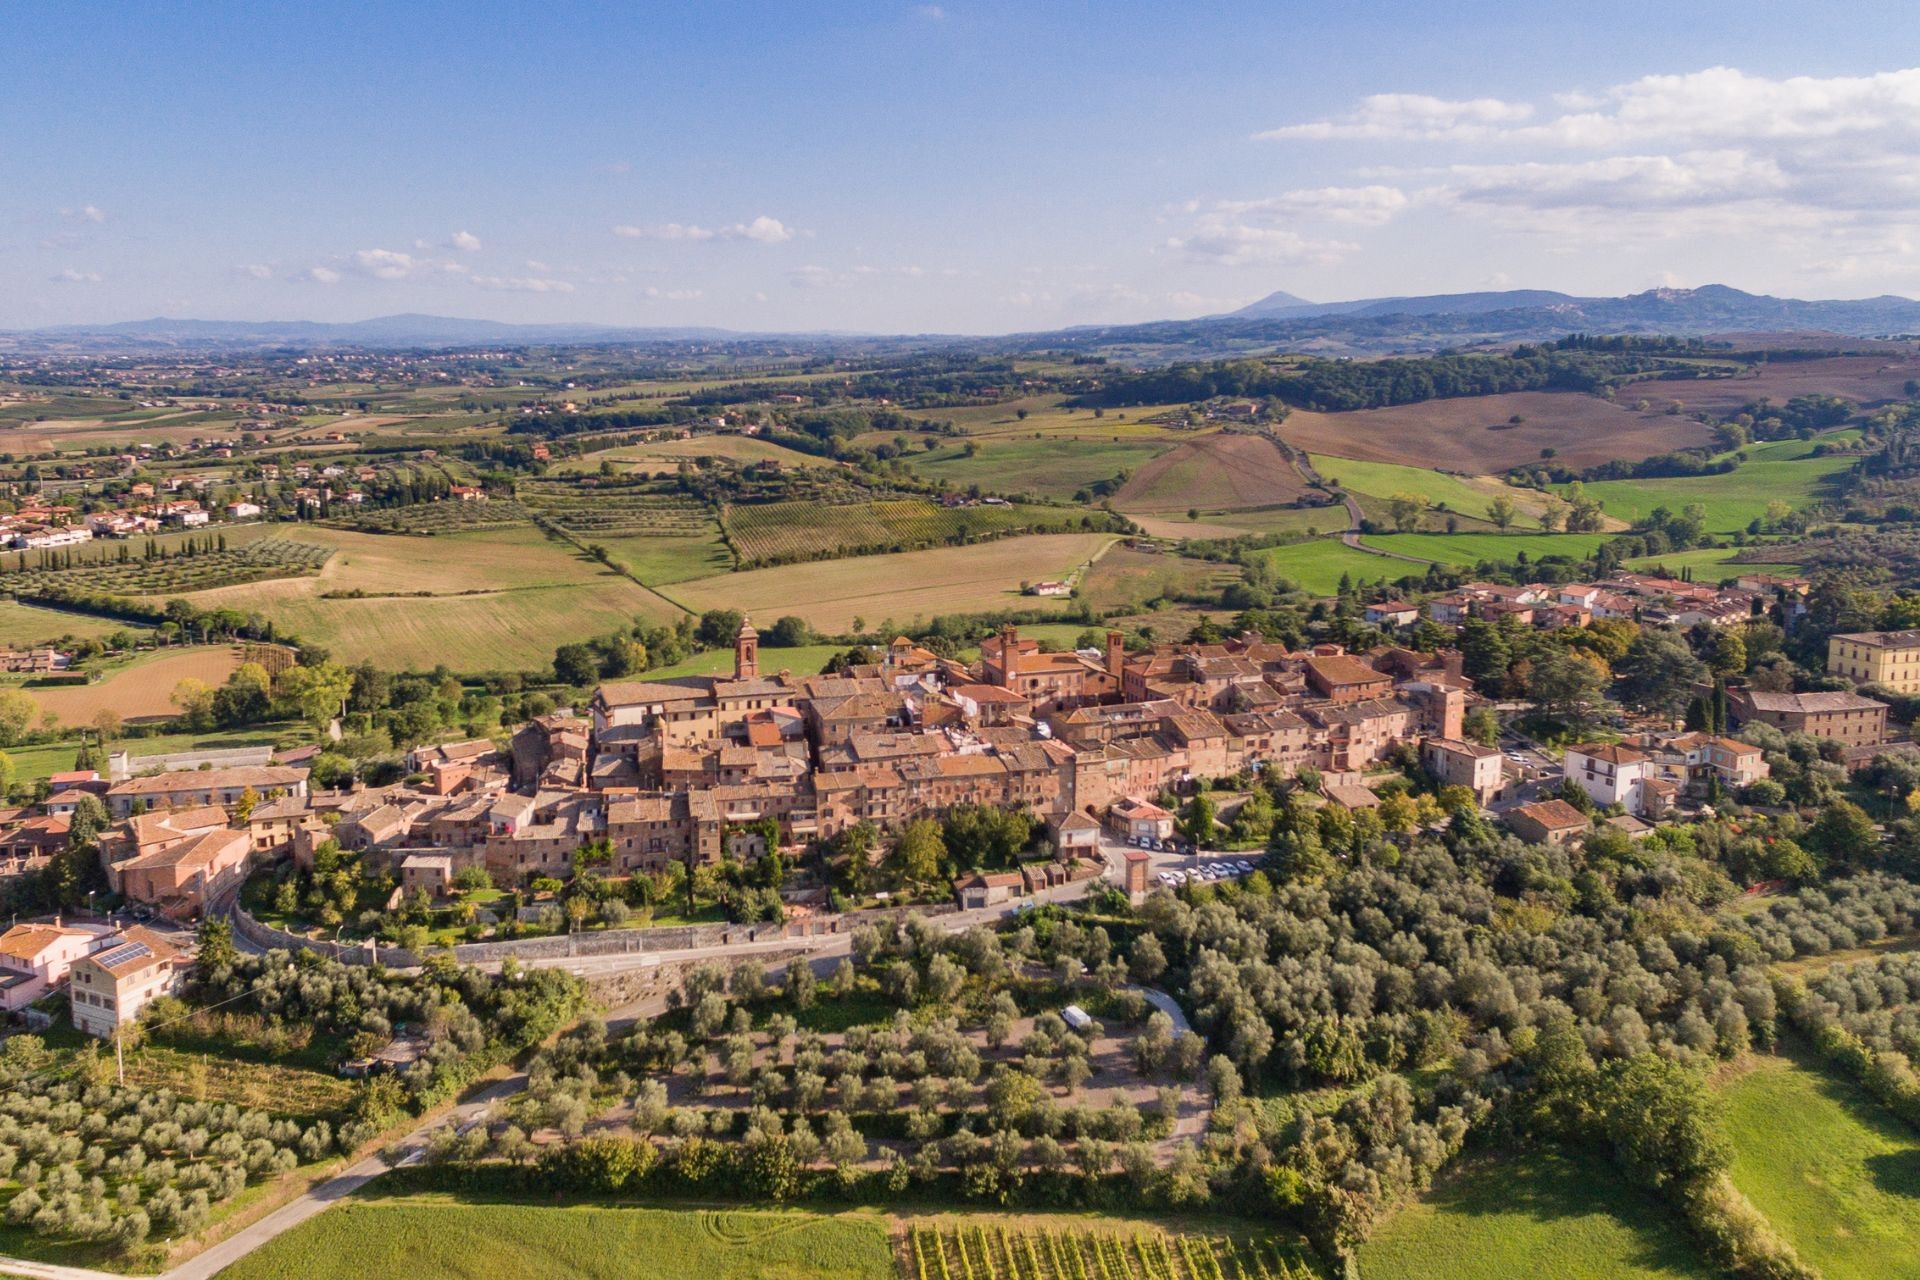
[1309,455,1548,529]
[1721,1048,1920,1279]
[1358,1147,1712,1280]
[1250,540,1427,596]
[1361,532,1613,567]
[0,601,138,649]
[592,530,734,584]
[7,724,302,784]
[214,1199,896,1280]
[1563,439,1857,532]
[642,644,842,679]
[1622,546,1802,579]
[907,437,1173,501]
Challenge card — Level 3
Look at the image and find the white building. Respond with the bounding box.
[1563,742,1651,814]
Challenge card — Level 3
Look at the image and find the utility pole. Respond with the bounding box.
[115,1027,124,1086]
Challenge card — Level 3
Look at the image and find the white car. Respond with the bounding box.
[1234,860,1254,874]
[1157,871,1176,886]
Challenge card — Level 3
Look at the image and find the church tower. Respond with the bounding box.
[734,617,759,680]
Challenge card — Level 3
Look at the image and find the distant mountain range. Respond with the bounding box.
[8,285,1920,358]
[1223,283,1920,331]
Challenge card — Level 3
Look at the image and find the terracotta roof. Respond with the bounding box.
[1566,743,1648,765]
[0,923,93,962]
[1509,799,1588,830]
[110,766,307,796]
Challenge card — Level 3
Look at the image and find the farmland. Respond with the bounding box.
[1249,540,1423,596]
[1622,546,1803,579]
[1563,441,1857,531]
[908,436,1173,502]
[216,1199,897,1280]
[905,1219,1322,1280]
[6,725,296,784]
[1359,531,1614,567]
[723,498,1098,566]
[1,538,332,599]
[1307,455,1556,529]
[1357,1147,1711,1280]
[1720,1049,1920,1279]
[1079,545,1240,612]
[1111,433,1311,513]
[1283,391,1715,472]
[1614,353,1920,417]
[667,533,1116,633]
[19,644,241,723]
[640,644,842,680]
[552,435,824,476]
[0,600,134,649]
[187,578,681,671]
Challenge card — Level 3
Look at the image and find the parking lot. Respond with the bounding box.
[1154,854,1262,890]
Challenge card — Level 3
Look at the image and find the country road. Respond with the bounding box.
[1287,445,1437,565]
[6,848,1144,1280]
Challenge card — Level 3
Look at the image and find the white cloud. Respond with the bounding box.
[1167,223,1359,267]
[642,287,704,301]
[351,248,418,279]
[915,4,947,19]
[1245,65,1920,269]
[469,274,574,293]
[306,266,342,285]
[236,264,273,279]
[50,267,101,283]
[788,265,848,289]
[1259,93,1532,142]
[613,215,796,243]
[59,205,106,224]
[1208,185,1411,227]
[450,230,483,252]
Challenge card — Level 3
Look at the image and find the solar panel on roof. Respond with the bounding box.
[92,941,152,969]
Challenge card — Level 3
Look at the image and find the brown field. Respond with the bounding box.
[666,533,1117,633]
[0,416,225,454]
[1616,353,1920,416]
[1113,432,1312,512]
[1079,545,1240,612]
[1282,390,1716,471]
[23,646,241,725]
[551,434,825,476]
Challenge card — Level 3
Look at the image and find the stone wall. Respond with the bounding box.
[230,897,959,971]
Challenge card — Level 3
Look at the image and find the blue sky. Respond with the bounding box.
[7,1,1920,332]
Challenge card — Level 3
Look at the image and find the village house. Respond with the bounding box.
[1725,688,1890,748]
[105,765,309,818]
[69,927,186,1039]
[0,921,108,1013]
[1563,743,1651,815]
[1420,737,1506,805]
[1505,798,1591,846]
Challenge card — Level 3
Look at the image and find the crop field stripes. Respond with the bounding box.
[903,1225,1320,1280]
[0,537,333,596]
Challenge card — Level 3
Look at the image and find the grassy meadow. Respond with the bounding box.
[1310,455,1550,529]
[1360,531,1614,567]
[1250,540,1425,596]
[1358,1146,1712,1280]
[214,1199,897,1280]
[1563,438,1858,532]
[1720,1048,1920,1279]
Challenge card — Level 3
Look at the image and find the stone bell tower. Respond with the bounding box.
[734,617,759,680]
